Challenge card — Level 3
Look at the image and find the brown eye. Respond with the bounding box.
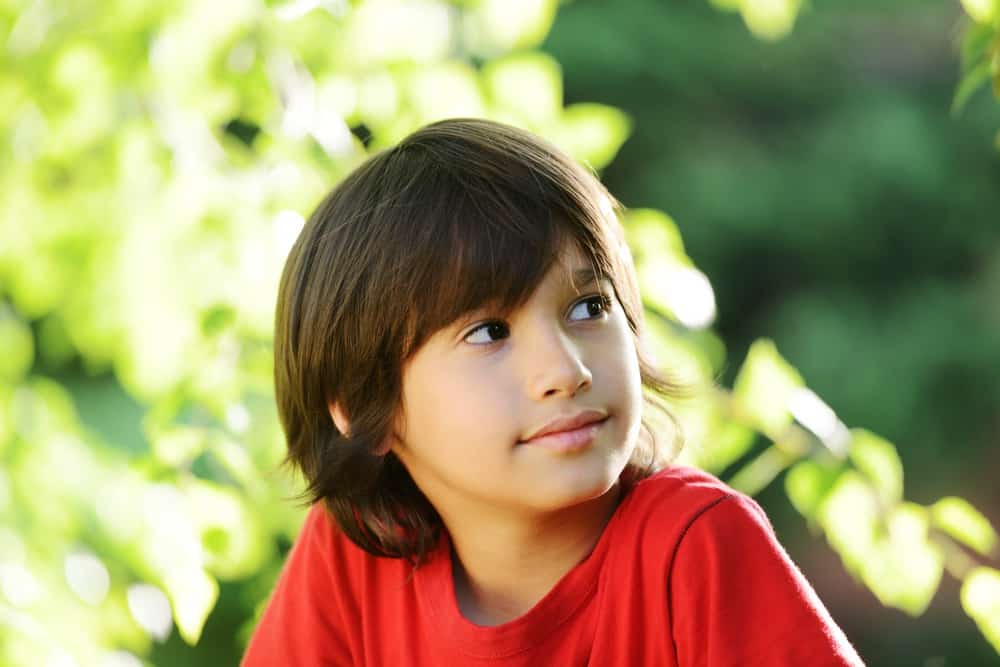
[463,321,510,346]
[569,294,612,322]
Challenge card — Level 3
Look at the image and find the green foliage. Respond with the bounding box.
[955,2,1000,138]
[962,567,1000,653]
[1,0,997,664]
[932,497,999,559]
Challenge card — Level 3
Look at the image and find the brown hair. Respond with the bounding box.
[274,117,686,562]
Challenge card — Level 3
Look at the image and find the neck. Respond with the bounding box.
[442,483,622,626]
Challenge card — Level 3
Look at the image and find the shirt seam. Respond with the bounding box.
[665,492,736,667]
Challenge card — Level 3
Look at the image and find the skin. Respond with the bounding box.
[329,241,644,626]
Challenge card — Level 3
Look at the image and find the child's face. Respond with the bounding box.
[387,241,644,520]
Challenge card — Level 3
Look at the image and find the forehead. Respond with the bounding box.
[462,245,604,317]
[399,222,617,359]
[549,245,604,290]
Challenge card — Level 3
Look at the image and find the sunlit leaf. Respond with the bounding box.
[931,497,998,557]
[0,313,33,383]
[625,209,718,328]
[960,0,998,23]
[463,0,558,56]
[343,0,453,67]
[407,61,486,124]
[183,479,269,580]
[482,52,563,126]
[152,427,207,467]
[817,470,879,574]
[862,503,943,616]
[961,567,1000,653]
[740,0,802,41]
[547,103,631,171]
[732,339,805,436]
[785,460,841,521]
[163,568,219,645]
[848,429,903,506]
[623,209,689,265]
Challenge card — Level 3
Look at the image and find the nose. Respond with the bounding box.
[524,324,593,400]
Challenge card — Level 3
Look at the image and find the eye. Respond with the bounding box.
[463,321,510,346]
[569,294,613,322]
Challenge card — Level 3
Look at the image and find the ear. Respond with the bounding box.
[327,400,351,436]
[327,400,394,456]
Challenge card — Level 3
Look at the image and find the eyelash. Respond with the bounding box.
[462,293,614,346]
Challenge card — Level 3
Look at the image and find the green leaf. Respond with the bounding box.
[861,503,943,616]
[407,61,486,124]
[961,567,1000,653]
[952,61,993,116]
[626,209,719,329]
[622,209,689,266]
[164,567,219,645]
[848,429,903,506]
[931,497,998,557]
[732,339,805,436]
[547,103,632,170]
[463,0,559,55]
[960,0,998,23]
[785,460,841,521]
[695,416,757,474]
[482,52,563,126]
[961,22,995,72]
[817,470,880,574]
[152,426,207,467]
[0,313,34,384]
[740,0,802,41]
[184,479,268,580]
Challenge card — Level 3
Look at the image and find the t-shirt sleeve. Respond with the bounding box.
[241,503,354,666]
[669,493,866,667]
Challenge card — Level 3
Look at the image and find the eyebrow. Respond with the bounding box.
[568,266,602,288]
[449,266,606,333]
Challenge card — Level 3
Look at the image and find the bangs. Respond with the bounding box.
[391,154,617,359]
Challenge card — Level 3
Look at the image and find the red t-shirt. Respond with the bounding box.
[242,465,865,666]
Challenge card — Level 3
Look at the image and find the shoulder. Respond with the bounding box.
[618,464,751,526]
[610,465,772,559]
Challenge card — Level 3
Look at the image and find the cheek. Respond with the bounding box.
[608,329,644,410]
[402,359,508,442]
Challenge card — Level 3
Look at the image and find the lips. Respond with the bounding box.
[521,410,608,442]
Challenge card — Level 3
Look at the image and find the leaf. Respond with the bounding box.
[0,314,34,384]
[861,503,943,616]
[740,0,802,42]
[463,0,559,55]
[407,61,486,124]
[163,567,219,645]
[819,479,943,616]
[961,567,1000,653]
[184,478,268,580]
[732,339,805,436]
[152,426,207,467]
[952,61,993,116]
[960,0,998,23]
[931,497,998,557]
[622,209,689,266]
[817,470,880,575]
[482,52,563,126]
[547,103,632,170]
[785,460,841,521]
[960,22,995,71]
[848,429,903,506]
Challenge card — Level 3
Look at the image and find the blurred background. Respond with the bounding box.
[1,0,999,665]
